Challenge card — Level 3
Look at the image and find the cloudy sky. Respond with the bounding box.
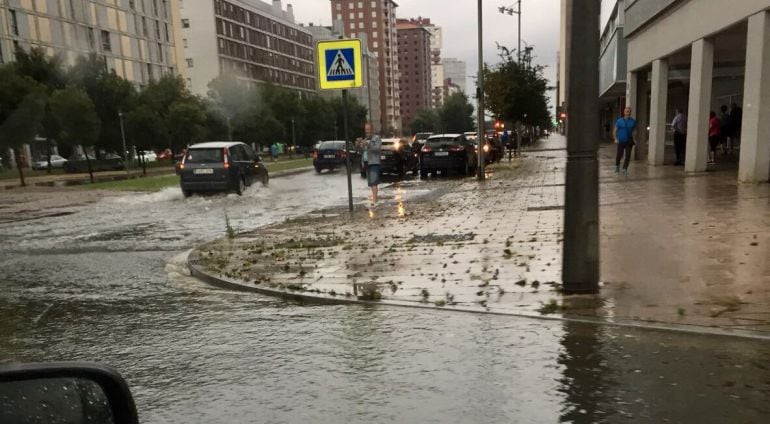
[284,0,561,109]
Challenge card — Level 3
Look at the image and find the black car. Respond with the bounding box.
[177,141,268,197]
[420,134,476,178]
[313,140,360,173]
[63,154,124,173]
[378,138,419,178]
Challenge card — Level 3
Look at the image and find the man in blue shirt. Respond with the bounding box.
[613,106,638,175]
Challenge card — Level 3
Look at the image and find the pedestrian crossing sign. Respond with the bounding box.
[317,39,363,90]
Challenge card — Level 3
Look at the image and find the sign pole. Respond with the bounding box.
[342,89,353,214]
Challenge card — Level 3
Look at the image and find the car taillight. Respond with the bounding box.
[422,145,432,153]
[449,145,463,152]
[223,148,230,169]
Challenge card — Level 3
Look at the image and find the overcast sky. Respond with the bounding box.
[284,0,561,110]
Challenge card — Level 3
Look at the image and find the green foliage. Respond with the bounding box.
[439,92,475,133]
[0,66,47,150]
[49,87,100,149]
[410,108,440,134]
[483,45,552,128]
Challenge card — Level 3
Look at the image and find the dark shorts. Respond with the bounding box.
[709,136,719,152]
[367,164,381,187]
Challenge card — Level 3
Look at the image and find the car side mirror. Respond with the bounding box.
[257,155,263,162]
[0,362,139,424]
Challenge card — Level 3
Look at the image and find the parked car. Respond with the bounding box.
[471,137,503,164]
[138,150,157,163]
[313,140,360,173]
[420,134,476,178]
[378,138,419,178]
[63,154,124,173]
[177,141,268,197]
[32,155,68,170]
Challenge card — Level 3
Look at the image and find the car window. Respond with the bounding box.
[186,148,223,163]
[243,145,257,161]
[428,137,460,147]
[229,145,244,161]
[319,141,343,150]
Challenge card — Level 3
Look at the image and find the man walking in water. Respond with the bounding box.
[613,106,638,175]
[360,123,382,204]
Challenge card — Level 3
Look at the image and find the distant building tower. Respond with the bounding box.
[180,0,316,96]
[330,0,401,134]
[396,19,432,134]
[442,58,467,94]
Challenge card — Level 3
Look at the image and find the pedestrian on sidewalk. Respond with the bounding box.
[613,106,638,175]
[708,111,720,164]
[671,108,687,166]
[719,105,732,155]
[360,123,382,204]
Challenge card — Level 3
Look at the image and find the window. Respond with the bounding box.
[348,3,353,9]
[87,27,95,49]
[155,20,161,40]
[186,58,193,67]
[372,31,377,38]
[9,10,19,36]
[153,0,158,16]
[129,0,136,9]
[147,63,153,79]
[358,12,363,18]
[349,12,354,19]
[336,3,341,10]
[372,21,377,28]
[183,38,188,48]
[164,23,169,42]
[349,22,354,29]
[373,41,378,49]
[358,1,363,7]
[358,22,364,29]
[372,11,377,18]
[157,43,163,62]
[101,30,111,52]
[182,19,190,28]
[336,13,342,20]
[142,17,148,36]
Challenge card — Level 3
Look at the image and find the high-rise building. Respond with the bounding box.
[408,18,443,108]
[180,0,316,96]
[330,0,400,134]
[395,18,431,133]
[306,21,381,133]
[0,0,184,84]
[442,57,466,94]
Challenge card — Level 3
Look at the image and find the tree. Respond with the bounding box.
[13,47,67,173]
[300,96,335,146]
[439,92,475,133]
[0,65,47,186]
[330,94,367,140]
[69,55,136,157]
[410,108,440,134]
[49,87,101,183]
[483,45,552,129]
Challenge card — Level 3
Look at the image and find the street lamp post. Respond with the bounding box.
[498,0,522,63]
[118,110,129,174]
[476,0,485,181]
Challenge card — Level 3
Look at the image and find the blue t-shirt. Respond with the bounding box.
[615,117,637,144]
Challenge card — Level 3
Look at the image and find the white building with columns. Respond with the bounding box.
[624,0,770,182]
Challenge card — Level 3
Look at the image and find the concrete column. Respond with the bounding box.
[739,11,770,183]
[648,59,669,165]
[626,71,638,114]
[685,38,713,172]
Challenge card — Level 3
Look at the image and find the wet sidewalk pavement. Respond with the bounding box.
[191,134,770,336]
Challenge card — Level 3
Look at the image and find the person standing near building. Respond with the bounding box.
[719,105,732,154]
[671,108,687,166]
[613,106,638,175]
[360,123,382,204]
[729,102,743,154]
[708,111,721,164]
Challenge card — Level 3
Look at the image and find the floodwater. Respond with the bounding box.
[1,171,769,423]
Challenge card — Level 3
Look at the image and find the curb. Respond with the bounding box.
[187,248,770,342]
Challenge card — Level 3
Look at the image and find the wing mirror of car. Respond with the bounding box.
[0,362,139,424]
[257,155,263,162]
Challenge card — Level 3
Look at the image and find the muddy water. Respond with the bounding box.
[1,171,769,423]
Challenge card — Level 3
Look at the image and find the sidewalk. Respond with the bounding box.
[190,134,770,336]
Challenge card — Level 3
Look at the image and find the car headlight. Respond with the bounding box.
[483,144,490,152]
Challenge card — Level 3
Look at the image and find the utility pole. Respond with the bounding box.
[562,0,600,294]
[476,0,485,180]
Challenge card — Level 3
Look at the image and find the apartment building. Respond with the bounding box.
[180,0,315,96]
[330,0,400,134]
[0,0,184,84]
[395,18,431,132]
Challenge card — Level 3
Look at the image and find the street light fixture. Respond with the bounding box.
[498,0,522,64]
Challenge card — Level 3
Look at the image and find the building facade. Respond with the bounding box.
[405,17,442,108]
[396,18,431,133]
[330,0,400,134]
[307,21,381,133]
[598,0,628,141]
[442,57,466,94]
[624,0,770,182]
[0,0,184,84]
[180,0,315,96]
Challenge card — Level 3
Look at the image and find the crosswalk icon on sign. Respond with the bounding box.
[325,48,355,81]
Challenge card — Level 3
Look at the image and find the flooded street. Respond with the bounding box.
[1,170,769,423]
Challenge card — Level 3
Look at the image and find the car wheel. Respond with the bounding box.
[235,175,246,196]
[315,166,322,174]
[261,171,269,187]
[182,189,193,198]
